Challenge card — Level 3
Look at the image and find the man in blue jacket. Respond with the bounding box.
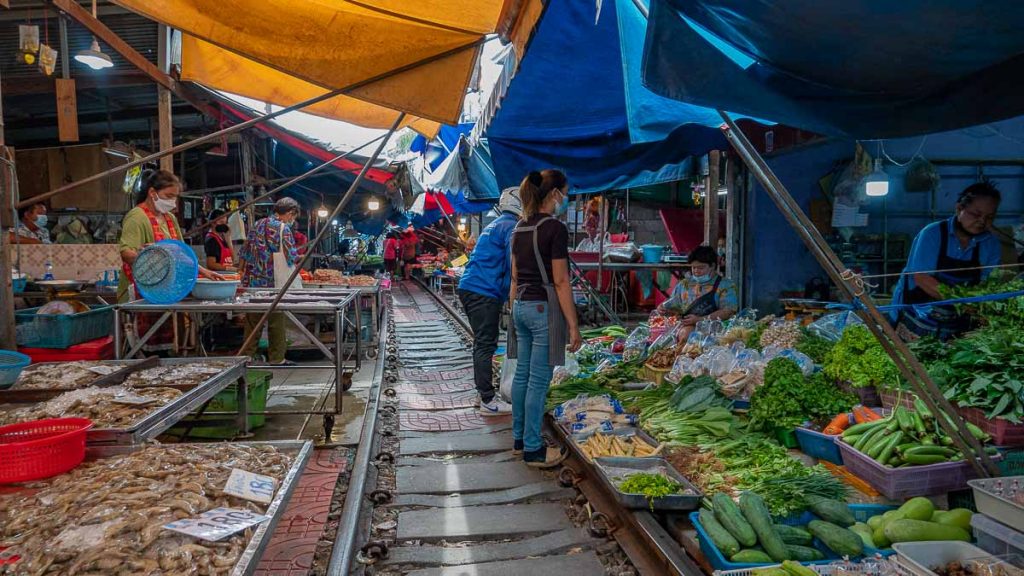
[458,187,521,415]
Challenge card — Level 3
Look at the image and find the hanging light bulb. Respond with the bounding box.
[317,205,329,219]
[74,1,113,70]
[864,158,890,197]
[367,198,381,211]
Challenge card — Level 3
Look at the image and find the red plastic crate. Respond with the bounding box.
[879,389,917,411]
[18,336,114,363]
[835,437,999,500]
[958,406,1024,447]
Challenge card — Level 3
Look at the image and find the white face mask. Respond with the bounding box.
[153,196,176,214]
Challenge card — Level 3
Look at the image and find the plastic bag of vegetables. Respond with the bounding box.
[622,326,650,362]
[550,350,580,386]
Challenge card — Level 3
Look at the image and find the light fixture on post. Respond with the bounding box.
[367,198,381,211]
[317,205,329,219]
[74,1,113,70]
[864,158,890,197]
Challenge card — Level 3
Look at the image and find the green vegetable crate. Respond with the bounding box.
[775,427,799,449]
[167,369,271,439]
[691,503,896,570]
[835,438,1001,500]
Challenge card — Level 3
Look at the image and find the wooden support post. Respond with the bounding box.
[704,150,721,246]
[157,24,172,171]
[0,67,14,350]
[55,78,79,142]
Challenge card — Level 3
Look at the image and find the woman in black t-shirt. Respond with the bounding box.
[204,209,236,272]
[508,169,582,468]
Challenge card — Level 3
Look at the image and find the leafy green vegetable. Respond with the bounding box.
[938,270,1024,330]
[546,381,618,411]
[823,325,901,389]
[928,324,1024,423]
[796,330,834,364]
[749,358,857,430]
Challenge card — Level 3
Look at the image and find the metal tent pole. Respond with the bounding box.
[234,114,404,361]
[717,110,997,477]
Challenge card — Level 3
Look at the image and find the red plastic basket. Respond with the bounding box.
[957,405,1024,447]
[0,418,93,483]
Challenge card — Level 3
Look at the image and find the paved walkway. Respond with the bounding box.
[380,282,605,575]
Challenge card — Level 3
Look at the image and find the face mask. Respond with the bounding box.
[692,273,712,284]
[215,224,230,233]
[153,196,176,214]
[554,193,569,216]
[717,248,725,257]
[34,215,47,228]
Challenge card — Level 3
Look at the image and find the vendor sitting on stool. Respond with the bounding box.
[656,245,738,340]
[890,181,1002,341]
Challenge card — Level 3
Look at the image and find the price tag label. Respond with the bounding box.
[163,507,268,542]
[87,365,121,376]
[223,468,278,504]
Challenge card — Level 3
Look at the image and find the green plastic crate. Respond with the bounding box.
[169,369,270,439]
[775,426,799,449]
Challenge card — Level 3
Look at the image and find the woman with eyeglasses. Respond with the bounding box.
[891,181,1003,340]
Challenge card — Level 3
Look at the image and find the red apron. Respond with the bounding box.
[124,205,181,351]
[205,231,234,267]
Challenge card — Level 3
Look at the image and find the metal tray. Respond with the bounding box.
[4,440,312,576]
[0,356,248,444]
[968,476,1024,533]
[593,456,703,511]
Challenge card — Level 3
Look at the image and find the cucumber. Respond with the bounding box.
[896,442,920,454]
[843,419,886,438]
[739,491,789,562]
[713,492,757,547]
[912,411,927,435]
[773,524,813,546]
[866,515,885,530]
[850,522,877,549]
[852,425,881,450]
[897,497,935,521]
[785,544,825,561]
[781,560,819,576]
[876,431,903,464]
[865,429,893,459]
[896,407,913,433]
[843,434,863,445]
[913,397,932,419]
[807,497,856,527]
[752,569,789,576]
[807,520,864,557]
[933,508,973,531]
[904,446,956,457]
[905,453,948,465]
[883,519,971,543]
[700,509,740,558]
[872,522,892,548]
[731,549,774,563]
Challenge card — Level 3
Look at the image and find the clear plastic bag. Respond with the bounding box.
[551,350,580,386]
[759,318,802,349]
[696,318,725,337]
[730,308,759,329]
[776,349,815,376]
[665,355,693,385]
[622,325,650,362]
[707,347,738,379]
[807,311,864,342]
[648,324,680,352]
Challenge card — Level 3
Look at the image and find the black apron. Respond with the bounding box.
[681,275,723,317]
[507,217,568,366]
[898,220,980,339]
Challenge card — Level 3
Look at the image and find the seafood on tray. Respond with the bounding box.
[122,362,232,389]
[0,385,183,428]
[11,361,128,390]
[0,444,293,575]
[310,270,376,287]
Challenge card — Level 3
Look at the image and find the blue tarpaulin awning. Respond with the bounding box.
[641,0,1024,140]
[485,0,758,193]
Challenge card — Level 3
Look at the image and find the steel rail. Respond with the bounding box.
[326,302,390,574]
[412,276,471,334]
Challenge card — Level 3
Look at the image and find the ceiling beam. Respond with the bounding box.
[1,71,154,96]
[49,0,174,91]
[5,104,198,129]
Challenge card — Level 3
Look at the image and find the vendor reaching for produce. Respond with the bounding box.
[890,181,1003,340]
[655,245,737,337]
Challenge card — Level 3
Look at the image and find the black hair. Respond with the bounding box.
[17,202,45,220]
[134,168,180,205]
[688,245,719,267]
[958,180,1001,207]
[519,169,568,219]
[208,209,226,220]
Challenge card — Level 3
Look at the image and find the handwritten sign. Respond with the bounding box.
[163,507,268,542]
[224,468,277,504]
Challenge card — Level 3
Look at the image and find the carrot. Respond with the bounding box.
[823,412,852,435]
[853,405,882,423]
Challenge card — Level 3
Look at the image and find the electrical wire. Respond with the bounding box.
[873,136,928,167]
[857,261,1024,280]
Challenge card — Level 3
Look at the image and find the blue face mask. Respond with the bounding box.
[554,193,569,216]
[34,215,47,228]
[692,273,712,284]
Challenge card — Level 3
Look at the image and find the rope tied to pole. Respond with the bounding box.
[840,268,877,297]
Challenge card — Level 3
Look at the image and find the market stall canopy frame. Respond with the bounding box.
[641,0,1024,139]
[111,0,544,134]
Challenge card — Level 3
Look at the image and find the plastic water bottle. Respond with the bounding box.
[43,260,54,280]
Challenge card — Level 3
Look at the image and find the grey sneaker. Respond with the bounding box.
[478,396,512,416]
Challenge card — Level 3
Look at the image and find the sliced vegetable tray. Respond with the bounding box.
[593,456,702,511]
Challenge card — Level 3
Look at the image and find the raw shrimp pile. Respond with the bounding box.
[0,386,183,428]
[0,444,292,575]
[11,362,127,390]
[122,362,231,389]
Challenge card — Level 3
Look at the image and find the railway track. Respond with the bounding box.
[328,278,704,575]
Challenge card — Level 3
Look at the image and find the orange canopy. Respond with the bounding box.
[112,0,543,134]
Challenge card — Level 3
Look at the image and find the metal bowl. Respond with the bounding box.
[35,280,86,292]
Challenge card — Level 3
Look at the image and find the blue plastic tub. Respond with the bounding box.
[691,503,897,569]
[12,275,27,294]
[641,244,665,263]
[0,350,31,388]
[15,305,114,349]
[133,239,198,304]
[796,426,844,465]
[191,279,239,301]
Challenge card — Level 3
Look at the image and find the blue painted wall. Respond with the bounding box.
[744,117,1024,313]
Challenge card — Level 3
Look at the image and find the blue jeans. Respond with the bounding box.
[511,300,553,453]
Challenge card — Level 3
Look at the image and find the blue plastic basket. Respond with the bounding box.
[0,350,30,388]
[15,305,114,349]
[641,244,665,263]
[691,503,897,570]
[796,427,844,465]
[12,275,27,294]
[133,239,198,304]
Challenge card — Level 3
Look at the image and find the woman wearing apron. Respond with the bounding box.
[508,170,582,468]
[656,245,738,341]
[204,209,236,272]
[891,182,1003,341]
[118,169,222,351]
